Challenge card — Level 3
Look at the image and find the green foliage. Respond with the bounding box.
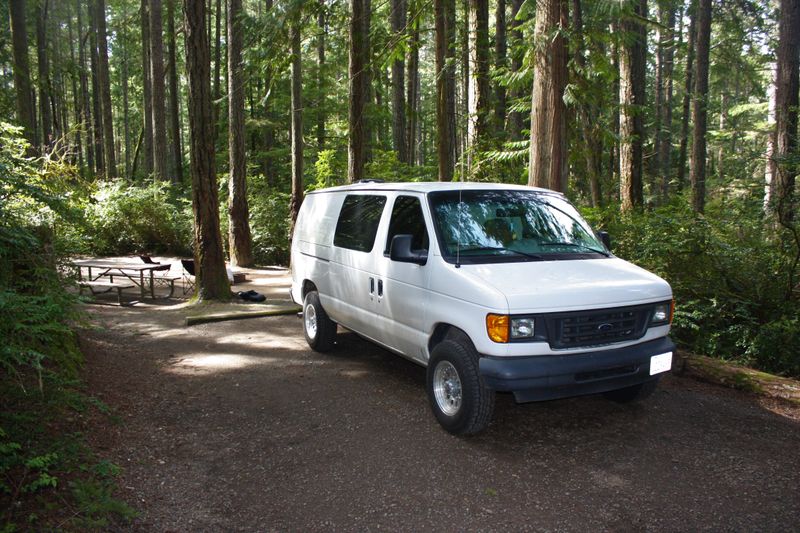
[83,180,193,256]
[249,175,292,266]
[0,124,134,529]
[582,197,800,377]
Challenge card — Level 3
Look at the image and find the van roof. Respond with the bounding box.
[307,181,564,197]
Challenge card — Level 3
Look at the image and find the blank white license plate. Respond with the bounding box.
[650,352,672,375]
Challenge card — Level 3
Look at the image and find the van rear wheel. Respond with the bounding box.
[303,291,337,352]
[603,378,659,403]
[427,338,495,435]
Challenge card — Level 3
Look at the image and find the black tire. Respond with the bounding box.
[603,378,659,403]
[427,338,495,435]
[302,291,337,352]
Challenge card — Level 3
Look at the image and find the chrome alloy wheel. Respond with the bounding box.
[433,360,462,416]
[304,303,317,340]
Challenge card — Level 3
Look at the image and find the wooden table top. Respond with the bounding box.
[71,259,165,271]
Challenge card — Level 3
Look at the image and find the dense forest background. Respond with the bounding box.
[0,0,798,525]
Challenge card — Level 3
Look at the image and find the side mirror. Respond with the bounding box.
[597,230,612,251]
[390,234,428,265]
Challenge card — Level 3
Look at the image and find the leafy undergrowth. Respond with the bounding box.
[1,376,136,531]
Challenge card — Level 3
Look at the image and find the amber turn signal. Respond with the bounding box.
[486,314,509,343]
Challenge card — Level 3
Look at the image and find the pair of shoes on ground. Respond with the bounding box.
[237,290,266,303]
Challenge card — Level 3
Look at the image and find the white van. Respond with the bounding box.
[290,182,675,435]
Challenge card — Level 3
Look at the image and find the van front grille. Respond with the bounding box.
[546,305,650,349]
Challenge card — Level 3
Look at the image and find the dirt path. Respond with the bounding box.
[81,273,800,532]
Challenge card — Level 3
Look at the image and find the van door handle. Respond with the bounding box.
[369,277,375,294]
[377,279,383,297]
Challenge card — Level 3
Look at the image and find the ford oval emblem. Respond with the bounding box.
[597,323,614,332]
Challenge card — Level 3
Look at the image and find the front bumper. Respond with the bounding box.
[479,337,676,403]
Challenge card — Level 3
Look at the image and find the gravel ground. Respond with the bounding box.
[80,282,800,532]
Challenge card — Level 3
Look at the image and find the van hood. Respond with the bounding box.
[460,257,671,312]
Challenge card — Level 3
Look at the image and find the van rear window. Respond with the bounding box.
[333,195,387,252]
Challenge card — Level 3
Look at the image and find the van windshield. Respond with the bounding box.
[428,190,609,264]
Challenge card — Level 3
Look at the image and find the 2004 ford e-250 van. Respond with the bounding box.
[290,182,675,435]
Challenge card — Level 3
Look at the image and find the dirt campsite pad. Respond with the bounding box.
[79,268,800,531]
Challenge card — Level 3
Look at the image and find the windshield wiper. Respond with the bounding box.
[540,241,610,256]
[459,246,543,260]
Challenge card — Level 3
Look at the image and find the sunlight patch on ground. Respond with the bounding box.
[167,352,315,375]
[213,332,307,352]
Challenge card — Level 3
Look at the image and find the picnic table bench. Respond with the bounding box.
[72,259,180,302]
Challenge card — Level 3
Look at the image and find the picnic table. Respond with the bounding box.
[72,259,177,301]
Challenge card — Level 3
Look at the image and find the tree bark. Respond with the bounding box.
[678,0,696,191]
[96,0,117,178]
[435,0,456,181]
[140,0,154,176]
[77,0,94,171]
[348,0,368,182]
[317,0,326,151]
[122,39,131,178]
[213,0,222,142]
[89,1,104,173]
[9,0,36,147]
[508,0,525,140]
[227,0,253,267]
[468,0,490,153]
[149,0,168,180]
[528,0,568,192]
[689,0,711,214]
[167,0,183,181]
[494,0,507,134]
[289,19,304,231]
[391,0,407,163]
[36,0,52,150]
[183,0,231,300]
[618,0,647,211]
[770,0,799,223]
[658,1,677,201]
[67,2,84,170]
[405,1,420,165]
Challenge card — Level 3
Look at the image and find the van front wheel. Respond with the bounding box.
[427,339,495,435]
[303,291,337,352]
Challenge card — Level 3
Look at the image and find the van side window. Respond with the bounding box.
[333,194,387,252]
[385,196,429,254]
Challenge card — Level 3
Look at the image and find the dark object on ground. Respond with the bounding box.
[140,255,171,271]
[233,272,247,284]
[238,290,266,303]
[181,259,196,295]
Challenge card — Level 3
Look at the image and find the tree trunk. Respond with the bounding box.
[122,40,131,178]
[689,0,711,214]
[508,0,524,140]
[770,0,799,223]
[528,0,568,192]
[67,2,84,170]
[77,0,94,171]
[96,0,117,178]
[227,0,253,267]
[317,0,325,151]
[89,1,104,173]
[678,0,696,191]
[36,0,52,150]
[435,0,456,181]
[289,19,304,230]
[183,0,231,300]
[141,0,154,176]
[494,0,507,134]
[347,0,368,182]
[9,0,36,147]
[213,0,222,143]
[149,0,168,180]
[658,1,677,201]
[468,0,490,152]
[618,0,647,212]
[405,1,420,165]
[167,0,183,181]
[390,0,407,163]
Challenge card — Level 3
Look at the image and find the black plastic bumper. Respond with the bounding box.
[479,337,676,403]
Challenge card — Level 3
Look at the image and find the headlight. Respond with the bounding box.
[511,318,535,339]
[651,301,674,326]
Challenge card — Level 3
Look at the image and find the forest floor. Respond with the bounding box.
[78,267,800,531]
